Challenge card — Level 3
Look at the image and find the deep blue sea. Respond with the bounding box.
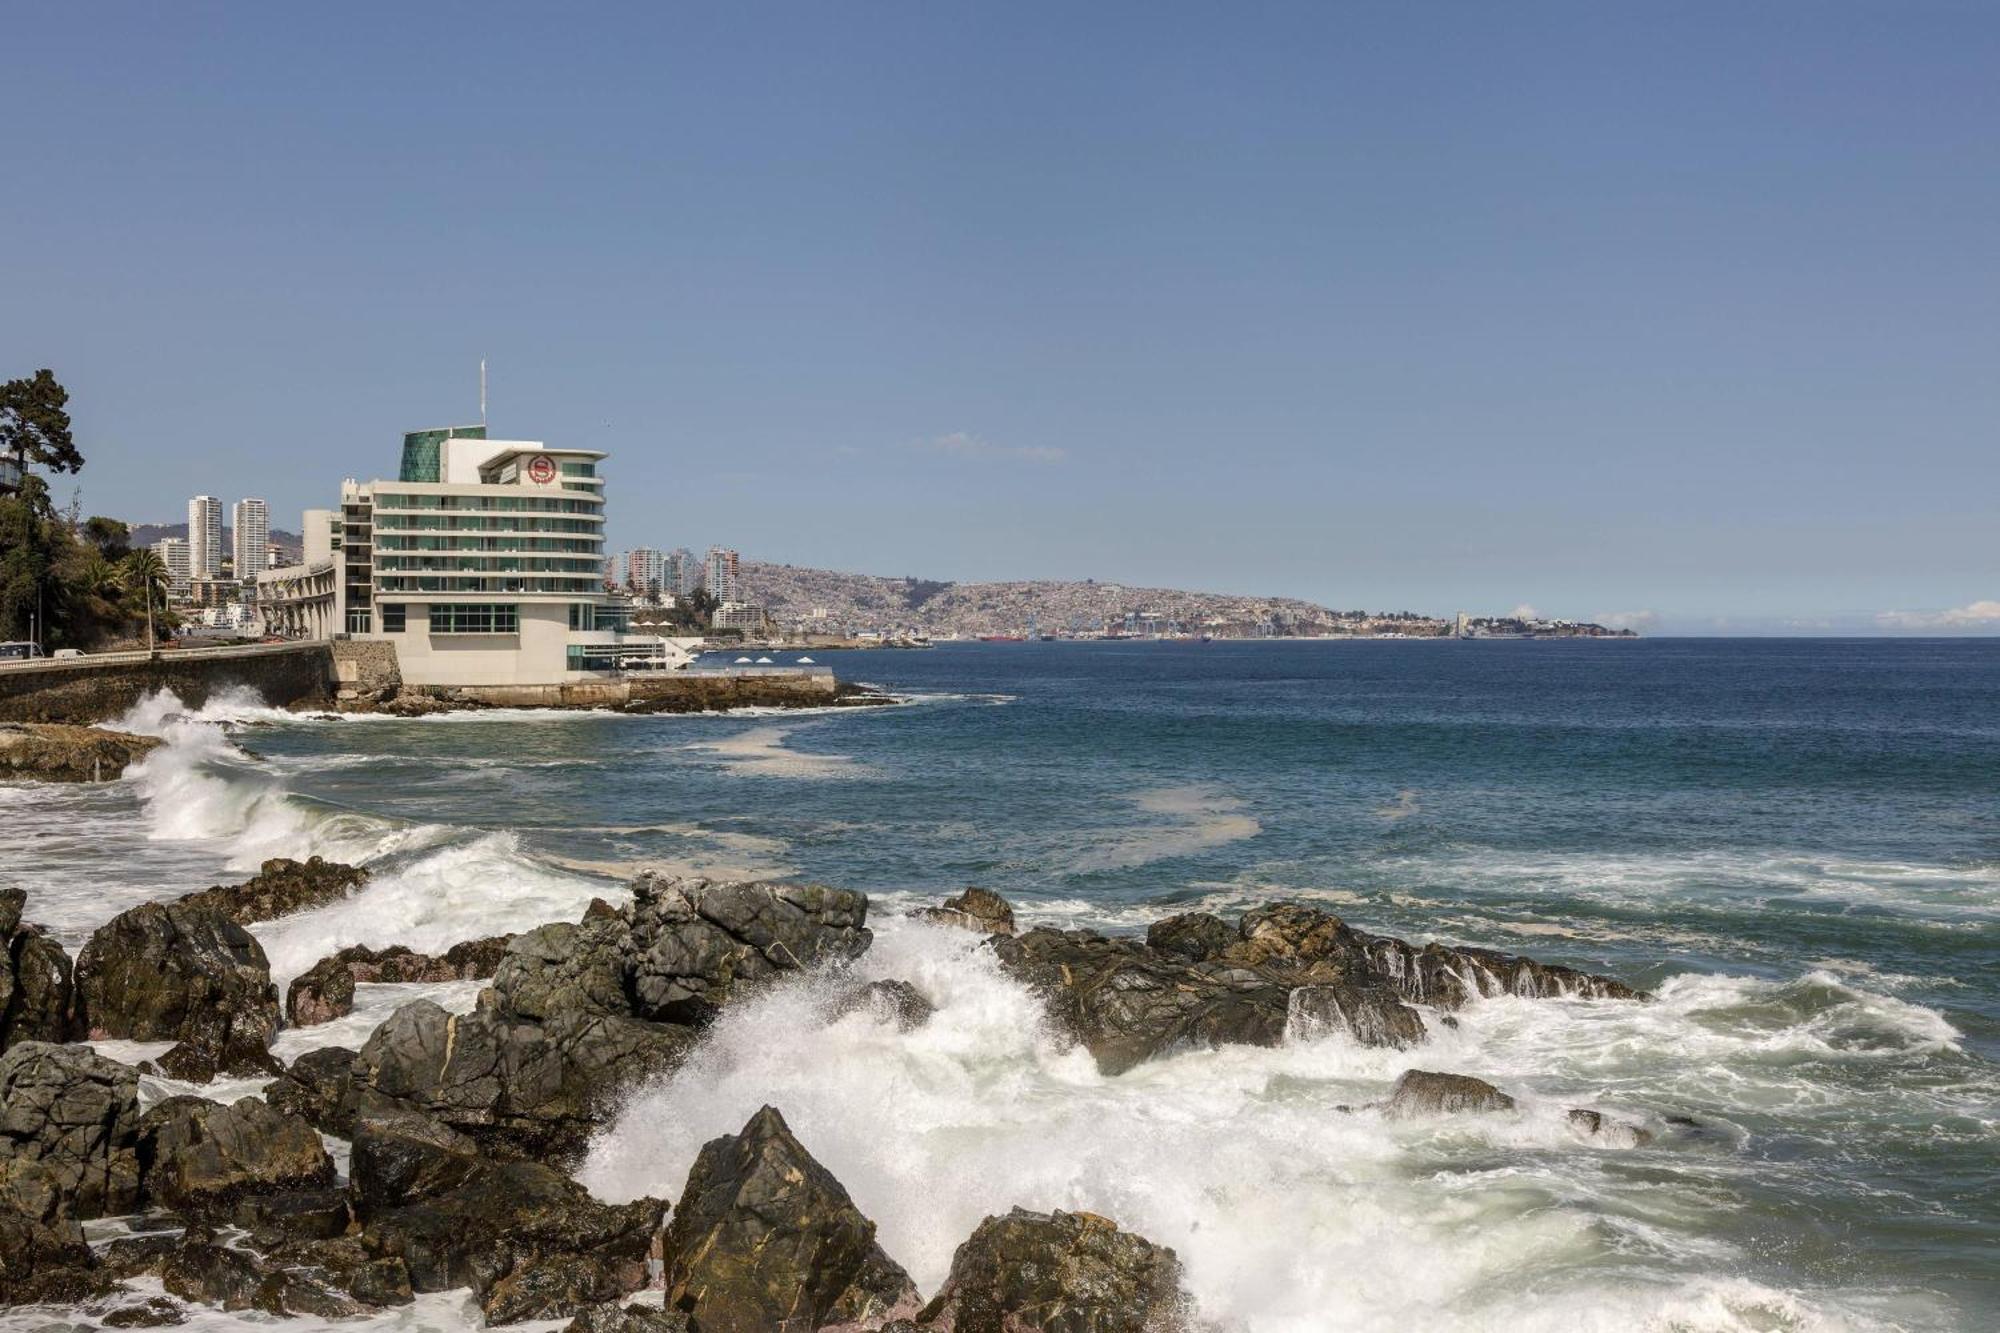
[7,639,1996,1332]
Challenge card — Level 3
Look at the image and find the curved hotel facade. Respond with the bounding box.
[263,424,688,685]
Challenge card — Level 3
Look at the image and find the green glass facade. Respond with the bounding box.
[397,425,487,483]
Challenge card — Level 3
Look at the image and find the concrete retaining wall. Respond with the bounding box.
[0,644,335,724]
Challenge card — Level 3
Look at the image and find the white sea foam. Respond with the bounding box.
[684,724,876,779]
[1069,784,1262,871]
[579,919,1958,1333]
[253,834,612,991]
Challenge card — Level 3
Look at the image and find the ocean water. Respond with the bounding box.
[4,639,1996,1332]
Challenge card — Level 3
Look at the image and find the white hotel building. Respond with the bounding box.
[261,424,692,686]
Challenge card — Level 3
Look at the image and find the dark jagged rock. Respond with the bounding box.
[0,1200,108,1304]
[348,1092,485,1214]
[138,1096,335,1218]
[289,935,522,1026]
[346,1092,659,1319]
[1566,1108,1655,1148]
[480,1253,634,1325]
[101,1231,183,1280]
[624,875,873,1025]
[563,1302,697,1333]
[176,857,369,927]
[0,1042,142,1218]
[353,876,868,1159]
[0,723,161,783]
[916,887,1016,937]
[160,1241,264,1310]
[1145,912,1234,963]
[345,1255,415,1307]
[916,1207,1192,1333]
[662,1105,920,1333]
[154,1033,284,1083]
[101,1296,187,1326]
[1288,983,1425,1049]
[0,889,79,1051]
[73,901,280,1079]
[264,1046,362,1138]
[285,955,356,1027]
[830,979,936,1031]
[990,900,1638,1075]
[1382,1070,1516,1118]
[234,1186,352,1244]
[989,929,1294,1076]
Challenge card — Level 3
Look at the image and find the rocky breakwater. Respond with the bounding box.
[988,899,1642,1074]
[0,867,1662,1331]
[0,723,160,783]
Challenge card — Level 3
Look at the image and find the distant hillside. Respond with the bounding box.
[737,560,1440,637]
[129,521,304,562]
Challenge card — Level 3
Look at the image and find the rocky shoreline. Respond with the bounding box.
[0,723,160,783]
[0,865,1659,1330]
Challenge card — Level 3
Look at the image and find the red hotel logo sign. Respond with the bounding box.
[526,455,558,485]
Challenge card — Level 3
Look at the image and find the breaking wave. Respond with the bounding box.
[581,919,1972,1333]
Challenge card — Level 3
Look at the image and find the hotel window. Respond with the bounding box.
[431,603,519,635]
[568,603,595,631]
[380,604,407,633]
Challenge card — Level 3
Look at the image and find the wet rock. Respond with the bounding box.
[0,1161,110,1304]
[624,875,873,1025]
[252,1266,365,1318]
[481,1253,633,1325]
[0,723,160,783]
[352,876,869,1159]
[829,979,935,1031]
[1145,912,1234,963]
[1288,983,1426,1049]
[562,1302,696,1333]
[100,1297,186,1326]
[290,935,521,1026]
[916,1207,1192,1333]
[989,900,1637,1076]
[1383,1070,1516,1118]
[285,954,356,1026]
[160,1241,264,1310]
[234,1187,352,1244]
[139,1096,335,1219]
[176,857,368,927]
[349,1097,660,1314]
[661,1105,920,1333]
[1566,1108,1654,1148]
[990,930,1294,1076]
[263,1046,361,1138]
[153,1034,283,1083]
[347,1092,484,1214]
[345,1255,415,1307]
[100,1230,183,1280]
[916,887,1016,937]
[0,1042,142,1218]
[73,901,280,1077]
[0,889,79,1051]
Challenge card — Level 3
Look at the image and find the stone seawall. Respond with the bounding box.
[0,646,335,724]
[338,669,859,715]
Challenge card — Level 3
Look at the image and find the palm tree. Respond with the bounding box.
[122,549,167,652]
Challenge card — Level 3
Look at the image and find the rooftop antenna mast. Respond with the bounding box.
[480,359,488,426]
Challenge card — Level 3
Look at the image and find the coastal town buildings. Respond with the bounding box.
[705,547,739,600]
[152,536,192,594]
[668,548,698,595]
[187,495,223,579]
[625,547,665,594]
[258,424,695,685]
[232,498,269,585]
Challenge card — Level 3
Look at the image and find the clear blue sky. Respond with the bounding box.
[5,2,1996,634]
